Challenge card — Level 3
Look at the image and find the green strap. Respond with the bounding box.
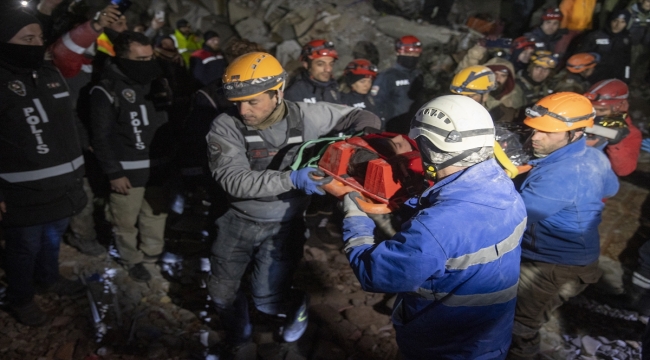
[289,135,352,171]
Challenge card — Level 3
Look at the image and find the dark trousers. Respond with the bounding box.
[3,218,70,304]
[207,209,307,343]
[638,240,650,279]
[643,321,649,359]
[509,260,601,358]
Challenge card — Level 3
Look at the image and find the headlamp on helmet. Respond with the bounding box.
[301,39,338,61]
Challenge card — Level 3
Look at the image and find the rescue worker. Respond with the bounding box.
[189,30,226,87]
[578,10,632,83]
[524,8,567,55]
[93,11,128,82]
[284,39,341,104]
[516,51,557,106]
[0,7,87,326]
[371,35,424,130]
[627,0,650,85]
[552,52,599,93]
[340,58,379,115]
[206,52,380,356]
[450,65,497,106]
[90,31,172,282]
[584,79,642,176]
[509,92,619,359]
[510,36,536,73]
[340,95,527,359]
[170,19,202,68]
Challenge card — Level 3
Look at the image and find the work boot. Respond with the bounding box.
[280,292,309,343]
[9,301,48,327]
[37,276,86,299]
[128,263,151,282]
[67,236,106,256]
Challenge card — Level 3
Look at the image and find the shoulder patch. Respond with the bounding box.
[370,85,379,97]
[122,89,136,103]
[8,80,26,96]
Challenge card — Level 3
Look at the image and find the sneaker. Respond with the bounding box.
[67,236,106,256]
[281,293,309,342]
[128,263,152,282]
[10,301,48,326]
[37,277,86,299]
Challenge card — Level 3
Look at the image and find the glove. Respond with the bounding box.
[642,138,650,153]
[341,192,367,218]
[290,168,332,196]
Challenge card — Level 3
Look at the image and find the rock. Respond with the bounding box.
[234,16,275,50]
[581,335,602,356]
[228,1,253,25]
[54,341,76,360]
[332,319,360,340]
[310,304,343,324]
[596,255,626,294]
[304,246,328,262]
[343,306,389,329]
[275,40,302,68]
[375,15,461,46]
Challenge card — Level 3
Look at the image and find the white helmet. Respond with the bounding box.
[409,95,495,153]
[409,95,495,180]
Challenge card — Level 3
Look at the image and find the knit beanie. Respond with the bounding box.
[0,7,40,43]
[610,9,631,24]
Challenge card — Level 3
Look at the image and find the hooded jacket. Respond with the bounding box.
[0,61,86,227]
[627,2,650,46]
[515,69,554,106]
[343,159,527,359]
[284,69,342,104]
[517,137,619,266]
[485,57,526,111]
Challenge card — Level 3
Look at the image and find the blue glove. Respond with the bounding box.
[290,168,332,196]
[341,192,367,218]
[642,138,650,153]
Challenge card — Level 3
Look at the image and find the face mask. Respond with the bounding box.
[397,55,419,69]
[0,42,46,70]
[115,58,162,85]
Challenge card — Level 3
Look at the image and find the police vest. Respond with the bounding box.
[234,101,305,201]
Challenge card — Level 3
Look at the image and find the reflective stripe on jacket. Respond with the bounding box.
[343,159,527,359]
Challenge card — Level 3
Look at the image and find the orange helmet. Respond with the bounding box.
[344,59,378,78]
[584,79,629,112]
[524,92,595,132]
[566,53,599,73]
[396,35,422,54]
[222,52,286,101]
[300,39,338,61]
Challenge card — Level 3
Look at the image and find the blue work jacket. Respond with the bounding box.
[343,159,527,359]
[517,137,619,266]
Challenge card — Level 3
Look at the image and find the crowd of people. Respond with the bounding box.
[1,0,650,359]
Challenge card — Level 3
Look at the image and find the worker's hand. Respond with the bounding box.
[641,138,650,153]
[0,201,6,221]
[110,177,132,195]
[93,5,121,31]
[341,192,367,218]
[150,17,165,30]
[290,168,332,196]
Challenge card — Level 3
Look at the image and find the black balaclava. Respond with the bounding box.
[115,58,163,85]
[397,55,419,70]
[0,7,45,70]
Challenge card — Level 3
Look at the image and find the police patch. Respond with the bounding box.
[370,85,379,97]
[8,80,26,96]
[122,89,136,103]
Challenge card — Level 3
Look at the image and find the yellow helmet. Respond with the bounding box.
[530,50,557,69]
[450,65,497,95]
[524,92,595,132]
[222,52,287,101]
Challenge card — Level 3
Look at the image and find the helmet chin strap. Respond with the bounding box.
[424,148,480,181]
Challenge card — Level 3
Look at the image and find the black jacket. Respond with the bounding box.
[90,62,172,188]
[371,63,423,124]
[284,70,342,104]
[0,61,86,227]
[524,27,567,54]
[579,28,632,83]
[341,91,379,116]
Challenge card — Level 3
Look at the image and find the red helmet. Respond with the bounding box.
[395,35,422,54]
[301,39,338,61]
[542,8,563,21]
[344,59,378,78]
[511,36,536,50]
[584,79,629,113]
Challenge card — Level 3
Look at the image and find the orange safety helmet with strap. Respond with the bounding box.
[222,52,287,102]
[524,92,595,132]
[566,53,599,74]
[300,39,338,61]
[584,79,629,113]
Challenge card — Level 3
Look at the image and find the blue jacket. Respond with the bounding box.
[517,137,619,266]
[343,159,527,359]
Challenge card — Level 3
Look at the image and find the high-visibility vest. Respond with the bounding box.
[97,32,115,57]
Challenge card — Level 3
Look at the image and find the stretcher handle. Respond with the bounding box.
[320,180,392,214]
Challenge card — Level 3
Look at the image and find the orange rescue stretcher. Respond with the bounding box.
[312,132,532,214]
